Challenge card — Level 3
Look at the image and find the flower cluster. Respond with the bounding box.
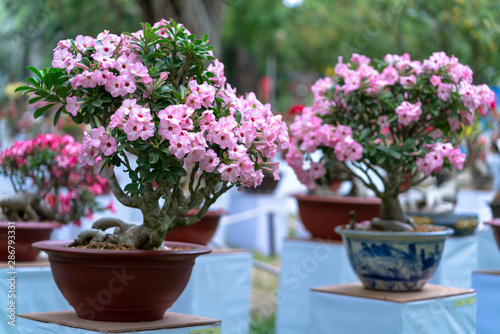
[286,52,495,223]
[18,20,289,248]
[0,133,112,224]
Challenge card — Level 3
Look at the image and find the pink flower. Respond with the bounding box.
[377,115,390,129]
[399,75,416,87]
[395,101,422,126]
[66,96,80,116]
[218,163,239,183]
[99,135,117,156]
[309,161,326,179]
[430,75,442,86]
[168,133,192,159]
[199,149,220,173]
[311,77,333,98]
[424,151,443,172]
[447,148,466,170]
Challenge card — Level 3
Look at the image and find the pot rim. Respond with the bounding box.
[0,221,61,229]
[32,239,211,257]
[184,208,228,217]
[292,193,381,204]
[484,219,500,227]
[335,224,454,238]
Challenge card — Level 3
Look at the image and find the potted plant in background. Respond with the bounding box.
[18,19,288,321]
[286,52,496,291]
[0,133,112,261]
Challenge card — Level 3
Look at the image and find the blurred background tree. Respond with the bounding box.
[1,0,500,121]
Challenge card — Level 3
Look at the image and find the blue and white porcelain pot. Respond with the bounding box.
[335,225,453,291]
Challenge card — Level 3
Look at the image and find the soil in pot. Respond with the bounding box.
[0,221,60,262]
[32,239,211,322]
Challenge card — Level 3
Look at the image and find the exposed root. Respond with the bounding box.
[70,217,163,250]
[0,192,38,221]
[371,217,416,231]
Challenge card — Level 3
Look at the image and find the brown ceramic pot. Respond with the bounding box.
[484,219,500,251]
[32,239,211,322]
[293,194,381,241]
[0,221,60,262]
[489,202,500,218]
[164,209,226,245]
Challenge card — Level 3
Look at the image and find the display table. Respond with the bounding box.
[476,227,500,270]
[170,248,252,334]
[16,310,220,334]
[471,270,500,334]
[0,259,71,333]
[1,248,251,334]
[429,235,478,288]
[274,238,357,334]
[309,283,476,334]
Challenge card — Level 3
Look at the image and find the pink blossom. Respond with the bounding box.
[168,133,192,159]
[99,135,117,156]
[66,96,80,116]
[447,148,466,170]
[399,75,416,87]
[158,118,182,140]
[395,101,422,126]
[75,35,95,51]
[424,151,443,172]
[377,115,390,129]
[218,163,239,183]
[380,65,399,86]
[207,59,226,87]
[309,161,326,179]
[430,75,442,86]
[311,77,333,98]
[199,149,220,173]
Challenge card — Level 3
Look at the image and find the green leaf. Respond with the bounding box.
[14,85,32,92]
[124,183,139,194]
[168,166,187,177]
[26,77,41,88]
[235,110,242,124]
[53,105,64,126]
[137,157,150,169]
[34,103,56,118]
[117,142,132,152]
[27,66,42,79]
[91,99,103,107]
[149,152,160,164]
[129,171,140,182]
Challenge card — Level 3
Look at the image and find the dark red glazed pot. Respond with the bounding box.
[293,194,381,241]
[0,221,60,261]
[485,219,500,251]
[32,240,211,322]
[164,209,226,245]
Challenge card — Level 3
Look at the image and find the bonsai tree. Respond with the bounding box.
[0,133,111,224]
[285,52,496,231]
[17,19,289,249]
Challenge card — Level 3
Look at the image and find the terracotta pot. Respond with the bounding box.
[484,220,500,251]
[293,194,381,241]
[0,221,60,262]
[164,209,226,245]
[32,240,211,322]
[489,202,500,218]
[336,225,453,291]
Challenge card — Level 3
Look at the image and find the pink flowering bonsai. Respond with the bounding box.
[17,20,289,249]
[0,133,111,224]
[286,52,496,231]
